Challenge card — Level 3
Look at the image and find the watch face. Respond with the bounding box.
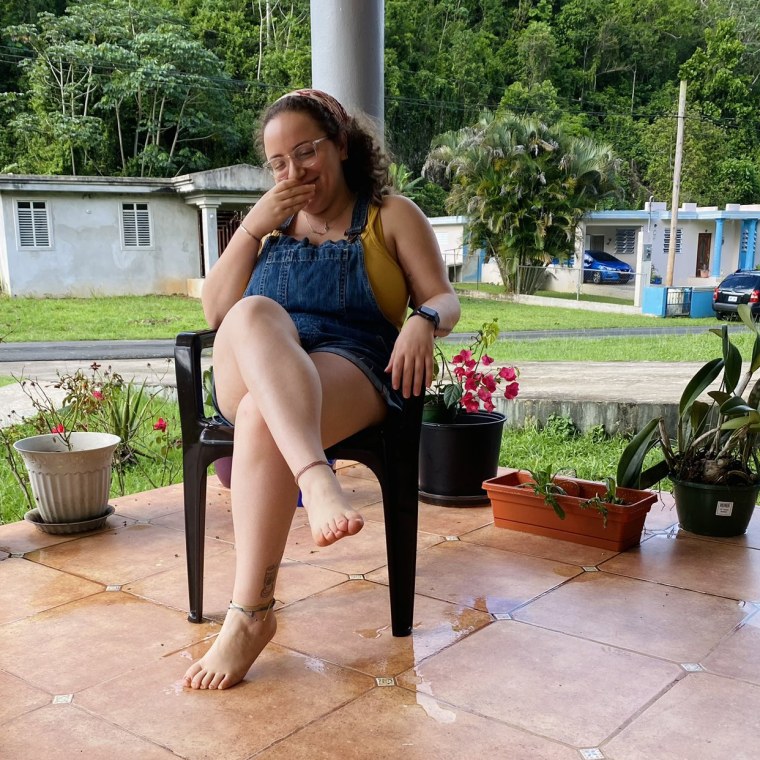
[416,306,440,328]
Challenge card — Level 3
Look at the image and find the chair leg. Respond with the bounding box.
[183,445,208,623]
[379,462,419,637]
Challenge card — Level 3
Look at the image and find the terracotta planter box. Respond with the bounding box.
[483,470,658,551]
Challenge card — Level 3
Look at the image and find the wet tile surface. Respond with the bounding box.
[2,471,759,758]
[605,672,760,759]
[397,621,681,747]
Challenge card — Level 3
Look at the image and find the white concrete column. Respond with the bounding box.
[310,0,384,126]
[198,202,220,275]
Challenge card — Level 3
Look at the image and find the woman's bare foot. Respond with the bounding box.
[183,604,276,690]
[299,464,364,546]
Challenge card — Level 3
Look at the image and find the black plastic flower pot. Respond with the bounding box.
[671,478,759,537]
[418,411,505,506]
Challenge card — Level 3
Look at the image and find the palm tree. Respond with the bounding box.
[423,110,622,293]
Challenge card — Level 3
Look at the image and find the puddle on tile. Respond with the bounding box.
[355,624,391,639]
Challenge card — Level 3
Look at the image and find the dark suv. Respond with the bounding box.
[713,270,760,320]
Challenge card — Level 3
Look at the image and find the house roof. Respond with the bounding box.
[0,165,273,202]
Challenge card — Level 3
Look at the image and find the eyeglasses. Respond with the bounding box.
[263,136,330,177]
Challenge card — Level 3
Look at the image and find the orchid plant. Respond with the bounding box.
[430,319,519,414]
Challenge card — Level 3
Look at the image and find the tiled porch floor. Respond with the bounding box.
[1,464,759,760]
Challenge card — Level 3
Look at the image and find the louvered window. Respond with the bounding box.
[122,202,152,247]
[17,201,50,247]
[663,228,682,255]
[615,228,636,255]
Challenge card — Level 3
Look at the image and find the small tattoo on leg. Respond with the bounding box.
[260,564,278,598]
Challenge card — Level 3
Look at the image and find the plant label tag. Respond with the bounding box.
[716,501,734,517]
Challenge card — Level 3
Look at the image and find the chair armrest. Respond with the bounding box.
[175,329,217,439]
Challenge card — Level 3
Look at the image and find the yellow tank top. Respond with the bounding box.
[361,203,409,330]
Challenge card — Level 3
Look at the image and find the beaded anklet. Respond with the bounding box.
[228,599,276,620]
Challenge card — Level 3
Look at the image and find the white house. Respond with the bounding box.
[0,166,272,298]
[3,166,758,309]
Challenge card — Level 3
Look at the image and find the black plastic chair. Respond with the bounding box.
[174,329,423,636]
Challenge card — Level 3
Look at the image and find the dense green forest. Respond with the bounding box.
[1,0,759,210]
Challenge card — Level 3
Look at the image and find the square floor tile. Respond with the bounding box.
[0,593,216,693]
[272,580,492,677]
[26,523,227,586]
[0,670,50,724]
[125,550,346,620]
[397,620,681,747]
[605,672,760,759]
[1,703,179,758]
[601,533,760,600]
[77,644,374,760]
[0,516,122,555]
[255,685,579,760]
[514,571,749,662]
[369,540,581,614]
[111,482,186,521]
[702,611,760,686]
[0,557,102,624]
[462,523,616,566]
[284,521,441,575]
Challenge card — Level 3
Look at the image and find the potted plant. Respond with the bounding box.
[3,364,173,534]
[483,467,658,551]
[418,319,520,505]
[617,303,760,537]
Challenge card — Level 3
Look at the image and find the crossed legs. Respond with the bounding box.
[183,297,387,689]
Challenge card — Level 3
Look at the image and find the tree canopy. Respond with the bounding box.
[0,0,757,209]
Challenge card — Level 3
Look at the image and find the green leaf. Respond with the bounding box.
[679,358,724,417]
[723,339,742,395]
[617,417,660,489]
[707,390,732,405]
[442,384,462,408]
[719,397,757,416]
[721,413,760,430]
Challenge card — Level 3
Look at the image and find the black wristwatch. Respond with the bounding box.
[411,305,440,330]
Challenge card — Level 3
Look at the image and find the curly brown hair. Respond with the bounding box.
[259,94,391,205]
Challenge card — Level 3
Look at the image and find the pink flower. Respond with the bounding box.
[153,418,167,432]
[92,390,103,400]
[464,375,479,392]
[498,366,517,382]
[482,375,497,393]
[462,392,480,413]
[483,399,495,413]
[477,386,492,402]
[503,382,520,400]
[481,355,494,366]
[51,423,65,434]
[464,358,476,370]
[452,350,472,364]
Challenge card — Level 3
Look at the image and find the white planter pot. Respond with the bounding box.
[14,432,121,526]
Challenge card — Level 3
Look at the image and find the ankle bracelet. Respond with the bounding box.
[294,459,332,486]
[228,599,276,620]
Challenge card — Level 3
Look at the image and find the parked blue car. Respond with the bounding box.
[582,250,634,284]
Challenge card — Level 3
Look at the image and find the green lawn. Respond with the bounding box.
[1,292,715,340]
[0,292,727,524]
[0,294,206,342]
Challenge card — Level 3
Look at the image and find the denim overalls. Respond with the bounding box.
[241,196,403,411]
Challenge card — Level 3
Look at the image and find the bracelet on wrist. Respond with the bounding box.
[239,221,259,242]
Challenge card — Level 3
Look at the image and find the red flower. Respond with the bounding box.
[153,418,167,432]
[92,390,104,400]
[51,423,65,434]
[498,366,517,382]
[503,382,520,400]
[481,355,494,366]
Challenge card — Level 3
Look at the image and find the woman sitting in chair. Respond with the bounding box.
[183,89,460,690]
